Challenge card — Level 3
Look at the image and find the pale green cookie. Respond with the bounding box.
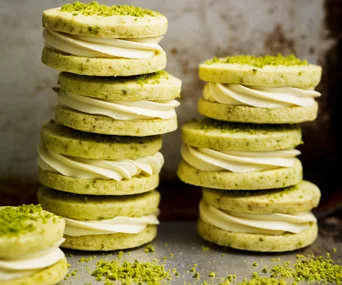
[43,3,167,38]
[198,219,318,252]
[203,180,320,213]
[41,121,162,160]
[42,48,166,76]
[59,71,181,101]
[2,258,68,285]
[39,169,159,196]
[0,205,64,259]
[62,225,157,251]
[38,187,160,220]
[55,105,178,136]
[182,119,301,152]
[198,98,319,124]
[177,159,302,190]
[199,55,322,88]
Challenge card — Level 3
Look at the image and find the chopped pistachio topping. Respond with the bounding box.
[204,54,308,67]
[60,1,161,17]
[135,70,169,86]
[91,259,172,284]
[0,204,56,236]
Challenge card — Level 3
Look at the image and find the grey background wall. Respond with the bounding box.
[0,1,337,207]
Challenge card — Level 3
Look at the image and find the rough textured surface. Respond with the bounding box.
[182,119,302,151]
[43,6,167,38]
[177,159,303,190]
[198,98,319,124]
[198,219,318,252]
[55,105,178,136]
[1,258,68,285]
[59,71,182,100]
[39,169,160,196]
[202,180,321,214]
[41,121,162,159]
[38,187,160,220]
[42,48,167,76]
[199,62,322,88]
[0,206,65,259]
[0,0,339,213]
[63,225,157,251]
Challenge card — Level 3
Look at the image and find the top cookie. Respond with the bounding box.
[43,2,167,38]
[0,204,65,259]
[199,54,322,88]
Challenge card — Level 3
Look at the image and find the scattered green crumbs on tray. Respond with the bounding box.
[203,54,308,67]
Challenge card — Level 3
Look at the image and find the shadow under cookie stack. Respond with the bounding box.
[37,2,181,251]
[177,55,322,252]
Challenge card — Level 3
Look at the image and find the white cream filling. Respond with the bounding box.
[206,83,320,108]
[0,239,65,281]
[200,201,316,235]
[43,29,163,59]
[37,144,164,180]
[58,90,180,120]
[64,214,159,236]
[181,144,300,173]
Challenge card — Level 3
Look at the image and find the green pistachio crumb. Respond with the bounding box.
[193,272,201,279]
[60,1,162,17]
[252,262,259,267]
[209,272,216,278]
[202,246,210,251]
[116,251,124,259]
[143,244,155,253]
[91,259,171,284]
[203,54,308,67]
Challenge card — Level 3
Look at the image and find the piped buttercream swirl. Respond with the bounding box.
[205,83,320,108]
[37,144,164,180]
[43,29,163,59]
[58,90,180,120]
[181,144,300,173]
[200,201,316,235]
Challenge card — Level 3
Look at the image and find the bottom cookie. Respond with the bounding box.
[62,225,157,251]
[197,219,317,252]
[2,258,68,285]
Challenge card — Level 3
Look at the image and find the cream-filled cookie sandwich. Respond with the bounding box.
[177,119,302,190]
[38,187,160,251]
[198,54,322,124]
[38,121,164,195]
[0,205,68,285]
[198,180,321,252]
[54,71,181,136]
[42,1,168,76]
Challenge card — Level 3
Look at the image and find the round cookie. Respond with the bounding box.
[182,119,302,152]
[42,48,166,77]
[199,55,322,88]
[198,219,318,252]
[62,225,157,251]
[37,187,160,220]
[177,159,302,190]
[43,4,168,38]
[198,98,319,124]
[59,71,182,101]
[202,180,321,214]
[55,105,178,136]
[41,121,162,160]
[2,258,68,285]
[0,205,65,259]
[39,170,159,196]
